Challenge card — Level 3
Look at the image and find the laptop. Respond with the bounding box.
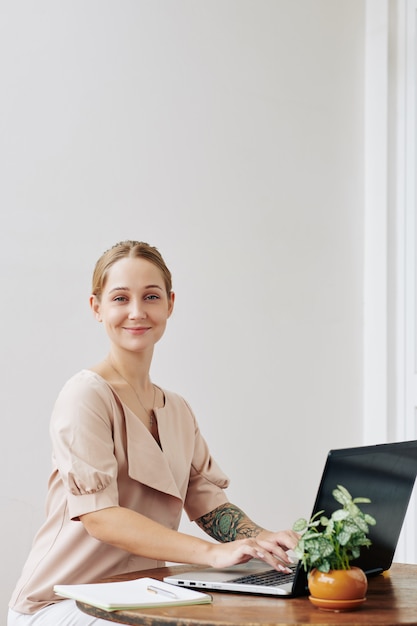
[164,440,417,597]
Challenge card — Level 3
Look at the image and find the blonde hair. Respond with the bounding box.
[92,241,172,299]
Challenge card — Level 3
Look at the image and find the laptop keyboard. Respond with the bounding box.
[231,566,296,587]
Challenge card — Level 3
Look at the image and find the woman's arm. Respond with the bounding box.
[80,505,298,571]
[196,503,264,541]
[196,502,298,568]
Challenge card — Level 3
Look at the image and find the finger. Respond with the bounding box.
[256,540,294,563]
[241,543,291,572]
[256,551,293,573]
[257,530,300,551]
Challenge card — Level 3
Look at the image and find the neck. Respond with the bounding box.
[105,354,156,425]
[106,351,152,390]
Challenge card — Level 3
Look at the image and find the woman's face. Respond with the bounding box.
[90,256,175,354]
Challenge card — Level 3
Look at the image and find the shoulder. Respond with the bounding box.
[157,389,200,436]
[59,369,112,396]
[53,369,117,415]
[161,388,196,415]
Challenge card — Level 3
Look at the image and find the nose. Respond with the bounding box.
[128,299,146,320]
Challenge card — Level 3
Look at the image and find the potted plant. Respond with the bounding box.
[293,484,376,610]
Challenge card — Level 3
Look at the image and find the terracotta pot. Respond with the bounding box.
[308,566,368,601]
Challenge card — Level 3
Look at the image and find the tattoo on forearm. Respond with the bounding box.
[196,504,263,542]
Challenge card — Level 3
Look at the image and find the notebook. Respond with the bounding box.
[53,577,212,611]
[164,440,417,597]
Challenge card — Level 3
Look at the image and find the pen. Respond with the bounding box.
[147,584,178,599]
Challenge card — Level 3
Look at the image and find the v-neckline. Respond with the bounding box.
[88,370,164,449]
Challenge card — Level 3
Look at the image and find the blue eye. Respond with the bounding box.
[145,294,160,301]
[114,296,127,302]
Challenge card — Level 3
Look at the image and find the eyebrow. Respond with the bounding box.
[109,284,164,294]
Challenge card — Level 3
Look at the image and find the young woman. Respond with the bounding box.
[8,241,298,625]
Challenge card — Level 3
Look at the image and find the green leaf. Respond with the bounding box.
[293,544,304,559]
[337,529,353,545]
[308,519,322,528]
[333,485,352,506]
[364,513,377,526]
[351,546,361,559]
[293,518,308,532]
[317,560,331,573]
[332,509,349,522]
[353,517,369,533]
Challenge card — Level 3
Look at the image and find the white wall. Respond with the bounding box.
[0,0,365,617]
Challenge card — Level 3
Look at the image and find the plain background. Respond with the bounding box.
[0,0,369,618]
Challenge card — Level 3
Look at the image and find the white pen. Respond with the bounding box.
[147,584,178,599]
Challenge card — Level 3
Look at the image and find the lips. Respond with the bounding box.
[123,326,150,335]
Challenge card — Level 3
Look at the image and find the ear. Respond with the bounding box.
[167,291,175,318]
[90,294,102,322]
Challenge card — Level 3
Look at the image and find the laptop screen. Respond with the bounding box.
[308,440,417,574]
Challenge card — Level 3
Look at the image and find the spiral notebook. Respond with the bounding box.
[164,440,417,597]
[54,576,212,611]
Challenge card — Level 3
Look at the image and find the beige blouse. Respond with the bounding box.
[10,370,230,615]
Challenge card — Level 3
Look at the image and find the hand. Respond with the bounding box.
[255,529,300,571]
[206,529,300,571]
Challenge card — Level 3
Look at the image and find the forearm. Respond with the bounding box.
[81,504,298,572]
[81,506,214,566]
[196,503,264,542]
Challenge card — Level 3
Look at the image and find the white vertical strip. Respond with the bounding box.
[391,0,406,444]
[405,1,417,438]
[402,0,417,562]
[364,0,389,444]
[390,0,416,564]
[391,0,408,563]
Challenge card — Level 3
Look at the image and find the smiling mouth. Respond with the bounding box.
[124,327,150,333]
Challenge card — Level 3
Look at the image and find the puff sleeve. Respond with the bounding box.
[50,371,120,520]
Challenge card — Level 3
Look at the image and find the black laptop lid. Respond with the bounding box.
[292,440,417,596]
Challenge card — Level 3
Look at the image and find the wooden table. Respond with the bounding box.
[76,562,417,626]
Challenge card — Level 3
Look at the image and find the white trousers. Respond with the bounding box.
[8,601,115,626]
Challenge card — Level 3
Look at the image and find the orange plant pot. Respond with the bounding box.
[308,566,368,601]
